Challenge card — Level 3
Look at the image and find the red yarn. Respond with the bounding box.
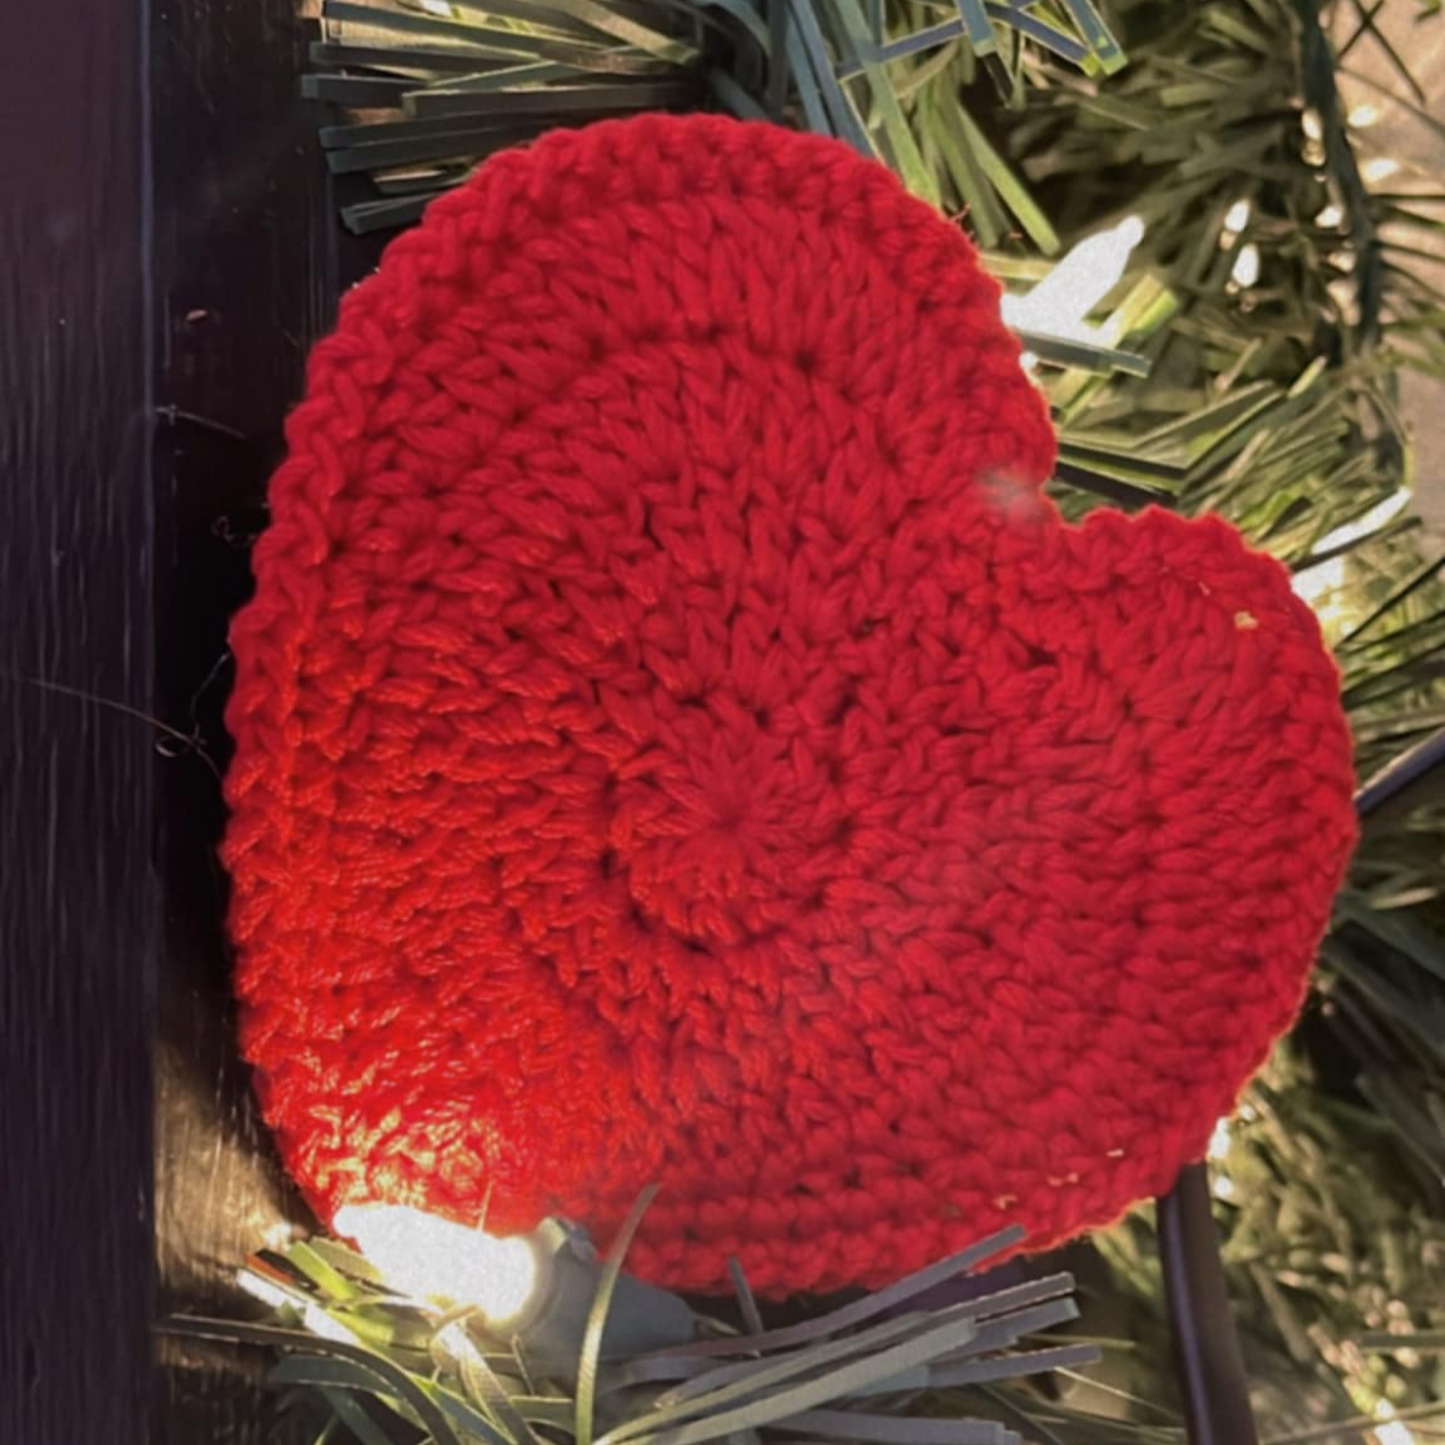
[224,113,1357,1297]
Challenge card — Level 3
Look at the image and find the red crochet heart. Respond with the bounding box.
[224,114,1357,1297]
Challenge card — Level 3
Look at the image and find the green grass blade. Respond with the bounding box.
[576,1185,662,1445]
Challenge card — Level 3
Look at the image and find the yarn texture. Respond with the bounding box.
[224,113,1358,1297]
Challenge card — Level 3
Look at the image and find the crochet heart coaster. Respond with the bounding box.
[224,113,1357,1297]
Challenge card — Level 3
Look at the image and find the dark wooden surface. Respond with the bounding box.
[3,0,374,1440]
[1,0,155,1442]
[150,0,380,1439]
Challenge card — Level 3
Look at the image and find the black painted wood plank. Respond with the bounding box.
[0,0,156,1442]
[152,0,328,1321]
[150,0,380,1439]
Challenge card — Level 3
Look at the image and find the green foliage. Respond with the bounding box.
[162,1223,1114,1445]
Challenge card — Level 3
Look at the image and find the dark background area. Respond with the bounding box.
[150,0,383,1439]
[3,0,377,1439]
[2,0,156,1441]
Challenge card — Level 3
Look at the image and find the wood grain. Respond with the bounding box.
[2,0,374,1438]
[150,0,379,1437]
[1,0,155,1440]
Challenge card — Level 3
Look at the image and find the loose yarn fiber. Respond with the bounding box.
[224,113,1358,1297]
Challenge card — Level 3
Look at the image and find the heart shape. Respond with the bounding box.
[224,114,1357,1297]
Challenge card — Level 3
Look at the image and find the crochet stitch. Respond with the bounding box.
[224,113,1358,1297]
